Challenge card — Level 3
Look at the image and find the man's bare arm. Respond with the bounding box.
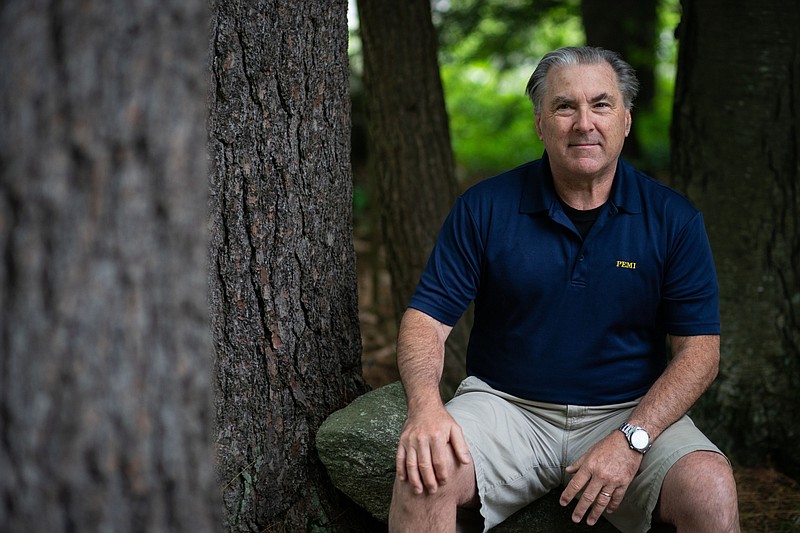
[394,308,471,494]
[396,308,452,412]
[561,334,720,525]
[626,334,720,439]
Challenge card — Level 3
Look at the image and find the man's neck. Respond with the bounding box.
[552,172,614,211]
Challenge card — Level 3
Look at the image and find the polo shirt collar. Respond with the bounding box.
[610,158,643,214]
[520,152,643,215]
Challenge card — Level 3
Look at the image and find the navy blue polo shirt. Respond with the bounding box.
[408,155,720,405]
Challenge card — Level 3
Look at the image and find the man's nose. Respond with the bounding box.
[573,107,594,132]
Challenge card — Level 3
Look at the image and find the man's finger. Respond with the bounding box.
[395,444,408,481]
[430,440,453,486]
[560,469,590,506]
[415,445,440,493]
[571,485,601,524]
[585,488,613,525]
[449,424,472,465]
[605,485,627,514]
[404,447,424,494]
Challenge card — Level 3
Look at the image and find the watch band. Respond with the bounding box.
[619,422,651,454]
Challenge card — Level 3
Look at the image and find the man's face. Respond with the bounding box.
[535,63,631,181]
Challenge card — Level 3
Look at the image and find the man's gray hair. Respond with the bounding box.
[526,46,639,114]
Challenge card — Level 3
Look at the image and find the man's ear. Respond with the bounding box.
[535,114,544,140]
[624,109,632,137]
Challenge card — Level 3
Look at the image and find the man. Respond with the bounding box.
[389,47,740,532]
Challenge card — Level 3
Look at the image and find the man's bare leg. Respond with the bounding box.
[388,454,479,533]
[655,451,740,532]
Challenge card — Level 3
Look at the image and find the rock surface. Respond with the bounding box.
[316,381,622,531]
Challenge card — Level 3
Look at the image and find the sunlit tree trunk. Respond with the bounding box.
[672,0,800,479]
[358,0,470,398]
[208,0,371,530]
[0,1,219,530]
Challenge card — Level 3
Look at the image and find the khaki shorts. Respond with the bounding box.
[446,376,724,533]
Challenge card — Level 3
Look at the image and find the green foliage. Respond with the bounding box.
[434,0,681,180]
[434,0,582,68]
[434,0,582,180]
[349,0,682,184]
[441,62,543,181]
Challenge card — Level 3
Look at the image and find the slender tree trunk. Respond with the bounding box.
[358,0,470,398]
[0,1,219,531]
[672,0,800,478]
[208,1,371,530]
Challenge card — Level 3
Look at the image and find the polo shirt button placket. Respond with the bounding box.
[572,247,588,286]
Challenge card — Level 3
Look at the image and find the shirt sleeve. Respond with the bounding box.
[661,212,721,336]
[407,196,484,327]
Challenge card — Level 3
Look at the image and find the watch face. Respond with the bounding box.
[631,429,649,450]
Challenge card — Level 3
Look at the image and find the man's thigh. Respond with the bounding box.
[445,377,564,530]
[604,415,724,533]
[444,377,727,533]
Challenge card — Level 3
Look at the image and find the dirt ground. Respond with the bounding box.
[355,242,800,531]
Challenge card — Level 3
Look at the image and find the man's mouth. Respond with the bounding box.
[569,141,600,148]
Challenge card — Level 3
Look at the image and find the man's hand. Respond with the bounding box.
[559,431,642,526]
[396,405,472,495]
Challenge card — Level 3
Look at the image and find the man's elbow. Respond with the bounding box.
[707,356,720,385]
[705,342,721,385]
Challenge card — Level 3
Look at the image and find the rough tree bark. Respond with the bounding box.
[358,0,470,398]
[208,1,370,530]
[671,0,800,478]
[0,1,219,531]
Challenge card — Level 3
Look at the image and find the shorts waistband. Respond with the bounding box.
[455,375,641,414]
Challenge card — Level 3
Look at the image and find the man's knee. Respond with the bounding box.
[389,459,479,533]
[389,474,469,533]
[657,451,740,531]
[390,462,478,508]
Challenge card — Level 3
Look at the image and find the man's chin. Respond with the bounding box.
[562,158,615,180]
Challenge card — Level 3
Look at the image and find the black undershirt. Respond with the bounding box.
[559,200,605,239]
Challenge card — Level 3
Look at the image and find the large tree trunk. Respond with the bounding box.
[358,0,470,398]
[208,1,370,530]
[672,0,800,479]
[581,0,658,165]
[0,1,219,531]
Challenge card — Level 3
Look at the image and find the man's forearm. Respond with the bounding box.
[627,334,720,440]
[396,308,453,412]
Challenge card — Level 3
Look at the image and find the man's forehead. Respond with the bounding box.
[543,63,621,98]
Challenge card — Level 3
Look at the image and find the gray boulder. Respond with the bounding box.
[317,381,405,523]
[316,381,623,531]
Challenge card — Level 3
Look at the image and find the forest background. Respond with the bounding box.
[353,0,680,388]
[1,0,800,531]
[354,0,800,530]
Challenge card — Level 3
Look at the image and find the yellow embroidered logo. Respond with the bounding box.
[616,260,637,269]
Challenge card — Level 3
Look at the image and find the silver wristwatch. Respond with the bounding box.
[619,422,651,454]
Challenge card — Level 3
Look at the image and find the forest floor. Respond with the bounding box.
[354,240,800,532]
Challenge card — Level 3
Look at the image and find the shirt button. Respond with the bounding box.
[579,255,585,261]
